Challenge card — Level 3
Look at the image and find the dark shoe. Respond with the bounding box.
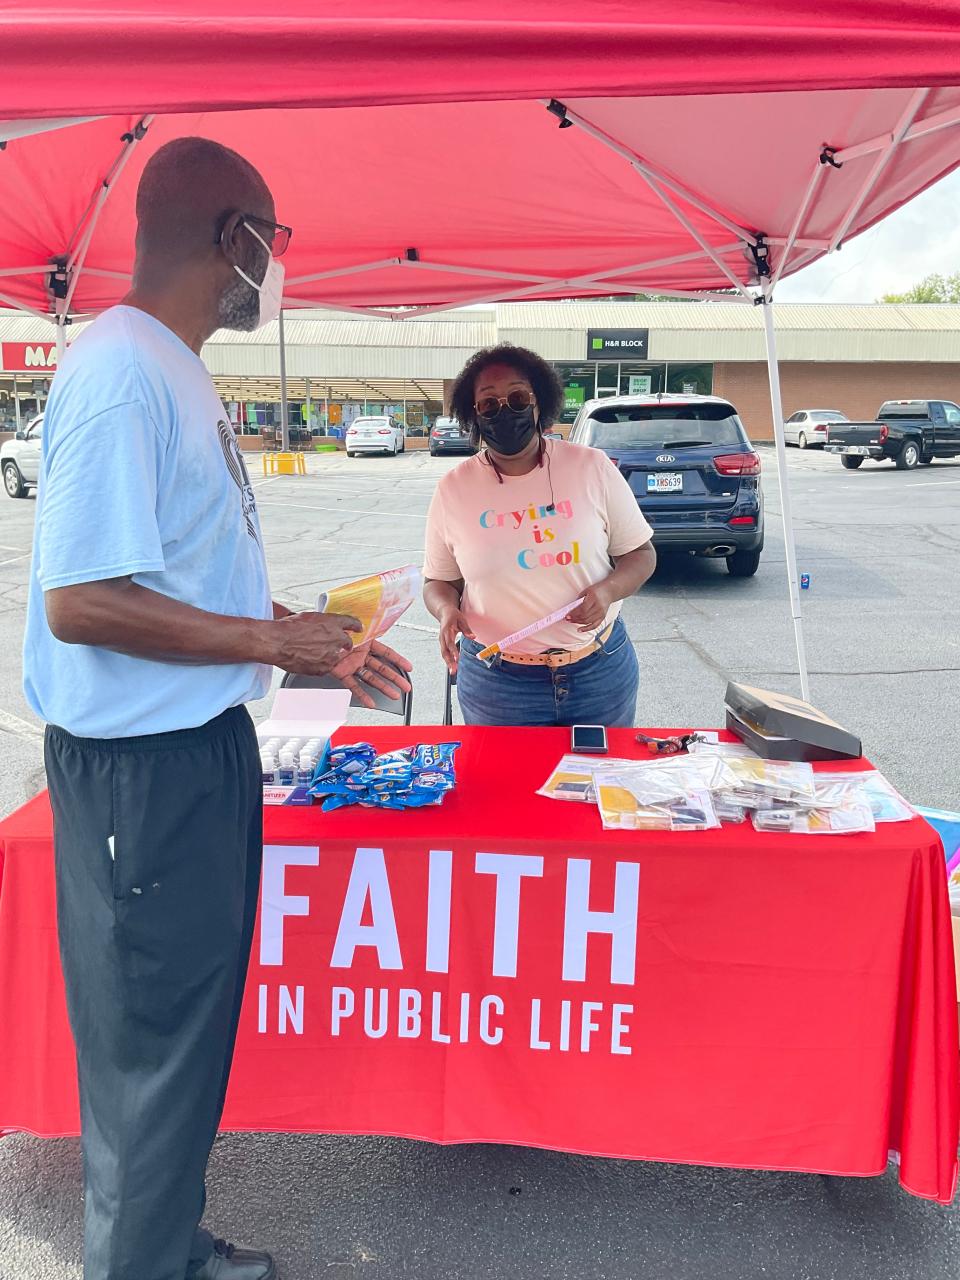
[193,1238,278,1279]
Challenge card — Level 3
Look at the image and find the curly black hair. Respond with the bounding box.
[448,343,565,446]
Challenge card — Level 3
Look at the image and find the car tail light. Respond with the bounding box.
[729,515,756,526]
[346,427,357,435]
[607,455,620,467]
[714,452,761,476]
[879,423,889,444]
[814,424,827,433]
[378,429,392,435]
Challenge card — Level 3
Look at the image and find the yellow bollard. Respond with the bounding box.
[261,451,305,477]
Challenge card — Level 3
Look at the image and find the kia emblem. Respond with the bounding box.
[656,453,676,463]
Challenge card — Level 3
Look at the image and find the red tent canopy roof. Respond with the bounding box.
[1,3,960,317]
[5,2,960,115]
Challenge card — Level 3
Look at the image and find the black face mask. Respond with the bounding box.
[476,404,538,456]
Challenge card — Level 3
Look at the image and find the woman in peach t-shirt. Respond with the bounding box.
[423,344,656,727]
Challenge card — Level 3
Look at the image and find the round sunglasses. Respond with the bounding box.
[474,388,535,420]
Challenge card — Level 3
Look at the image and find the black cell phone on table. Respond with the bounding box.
[571,724,608,755]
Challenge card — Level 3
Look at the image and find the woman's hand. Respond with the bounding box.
[438,604,476,675]
[567,582,615,632]
[332,639,413,709]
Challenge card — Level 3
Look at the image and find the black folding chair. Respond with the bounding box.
[280,663,413,726]
[443,640,459,726]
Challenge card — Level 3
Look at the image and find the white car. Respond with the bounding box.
[2,415,42,498]
[345,415,405,457]
[783,408,848,449]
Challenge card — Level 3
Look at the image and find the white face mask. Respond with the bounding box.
[233,221,285,329]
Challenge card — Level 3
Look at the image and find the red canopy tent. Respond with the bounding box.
[4,1,960,693]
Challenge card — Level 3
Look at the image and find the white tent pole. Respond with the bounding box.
[545,102,757,246]
[55,317,66,363]
[62,117,153,316]
[0,290,50,321]
[833,99,960,165]
[630,168,752,298]
[760,287,810,701]
[0,265,54,278]
[305,376,312,437]
[278,310,289,452]
[12,373,21,434]
[0,116,102,145]
[771,164,825,289]
[392,249,753,320]
[828,89,929,252]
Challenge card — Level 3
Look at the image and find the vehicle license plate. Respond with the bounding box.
[648,472,683,492]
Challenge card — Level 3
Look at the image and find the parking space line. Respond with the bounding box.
[0,708,43,740]
[257,500,426,519]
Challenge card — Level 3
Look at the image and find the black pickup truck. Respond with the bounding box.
[824,400,960,470]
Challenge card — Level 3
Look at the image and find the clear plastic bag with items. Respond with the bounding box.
[814,770,913,823]
[597,754,739,808]
[596,774,721,832]
[751,778,876,835]
[538,754,639,804]
[721,757,818,808]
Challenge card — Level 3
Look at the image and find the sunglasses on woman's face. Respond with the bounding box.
[474,388,535,420]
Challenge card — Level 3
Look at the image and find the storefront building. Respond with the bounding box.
[3,303,960,443]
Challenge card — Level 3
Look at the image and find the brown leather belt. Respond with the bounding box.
[500,623,615,669]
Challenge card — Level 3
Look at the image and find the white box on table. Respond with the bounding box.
[257,687,351,806]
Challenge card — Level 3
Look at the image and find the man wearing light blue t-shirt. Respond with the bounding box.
[24,137,411,1280]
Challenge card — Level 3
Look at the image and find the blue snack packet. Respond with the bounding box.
[311,740,461,810]
[412,743,460,774]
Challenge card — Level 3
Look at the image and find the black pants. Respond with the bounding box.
[45,706,263,1280]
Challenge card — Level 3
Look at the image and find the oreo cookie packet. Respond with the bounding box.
[309,741,461,812]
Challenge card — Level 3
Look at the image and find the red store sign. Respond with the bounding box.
[0,342,60,373]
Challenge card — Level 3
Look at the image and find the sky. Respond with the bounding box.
[776,168,960,303]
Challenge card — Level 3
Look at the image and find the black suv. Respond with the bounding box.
[568,394,764,577]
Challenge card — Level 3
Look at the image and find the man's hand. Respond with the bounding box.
[333,639,413,709]
[438,605,476,675]
[270,611,362,675]
[567,582,615,633]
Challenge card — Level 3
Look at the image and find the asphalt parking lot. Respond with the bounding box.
[1,444,959,1278]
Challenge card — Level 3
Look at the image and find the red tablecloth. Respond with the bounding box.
[0,727,957,1202]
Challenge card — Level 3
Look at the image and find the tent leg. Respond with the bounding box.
[278,310,289,452]
[760,291,810,701]
[305,376,312,438]
[55,317,66,364]
[12,373,21,433]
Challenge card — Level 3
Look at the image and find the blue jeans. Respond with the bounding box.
[456,616,639,727]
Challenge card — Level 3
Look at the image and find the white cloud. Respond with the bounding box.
[776,169,960,302]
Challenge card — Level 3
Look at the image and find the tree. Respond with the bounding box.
[879,272,960,303]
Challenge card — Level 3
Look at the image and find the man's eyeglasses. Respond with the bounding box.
[474,388,535,420]
[218,211,293,258]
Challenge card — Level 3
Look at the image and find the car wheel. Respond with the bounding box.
[840,454,864,469]
[2,461,26,498]
[726,548,761,577]
[429,446,438,457]
[346,451,356,458]
[798,431,808,450]
[896,440,920,470]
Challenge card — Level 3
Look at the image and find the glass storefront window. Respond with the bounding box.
[596,363,619,398]
[666,363,714,395]
[555,363,596,424]
[619,362,666,395]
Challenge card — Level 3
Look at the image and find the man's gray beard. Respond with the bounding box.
[218,274,259,332]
